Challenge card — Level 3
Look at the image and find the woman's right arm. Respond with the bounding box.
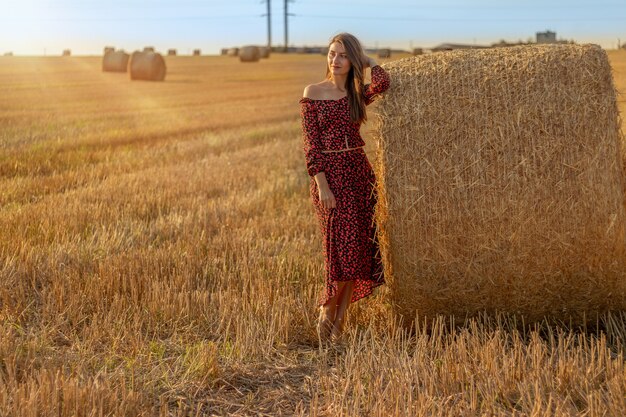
[300,92,336,209]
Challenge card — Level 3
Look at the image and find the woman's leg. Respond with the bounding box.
[318,284,340,341]
[330,281,355,341]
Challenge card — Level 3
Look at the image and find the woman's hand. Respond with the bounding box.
[318,185,336,210]
[313,172,336,209]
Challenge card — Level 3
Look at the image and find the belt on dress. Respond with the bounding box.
[321,145,364,154]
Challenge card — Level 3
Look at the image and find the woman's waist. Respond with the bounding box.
[320,134,365,151]
[321,145,364,154]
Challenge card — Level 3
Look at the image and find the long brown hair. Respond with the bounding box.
[325,33,367,125]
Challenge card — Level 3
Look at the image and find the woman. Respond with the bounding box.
[299,33,390,343]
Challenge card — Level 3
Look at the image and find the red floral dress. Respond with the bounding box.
[299,65,391,306]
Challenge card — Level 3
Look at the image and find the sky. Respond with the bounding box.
[1,0,625,55]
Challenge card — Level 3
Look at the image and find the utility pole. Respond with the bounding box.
[284,0,288,52]
[284,0,294,53]
[267,0,271,49]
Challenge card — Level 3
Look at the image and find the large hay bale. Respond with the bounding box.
[227,48,239,57]
[259,46,270,59]
[412,48,423,56]
[167,49,177,56]
[193,49,201,56]
[128,51,166,81]
[102,50,129,72]
[373,44,626,325]
[103,46,115,54]
[143,46,155,53]
[377,48,391,58]
[239,46,260,62]
[62,49,71,56]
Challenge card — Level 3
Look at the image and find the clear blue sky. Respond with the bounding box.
[2,0,625,55]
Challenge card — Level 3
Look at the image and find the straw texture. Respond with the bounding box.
[372,44,626,324]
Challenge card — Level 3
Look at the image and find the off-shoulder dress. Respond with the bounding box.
[299,65,391,306]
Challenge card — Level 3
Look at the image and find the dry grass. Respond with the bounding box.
[0,50,625,416]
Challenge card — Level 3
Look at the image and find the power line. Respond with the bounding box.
[300,1,626,9]
[0,15,261,22]
[294,14,626,22]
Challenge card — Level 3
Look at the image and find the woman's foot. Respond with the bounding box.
[317,307,334,343]
[329,317,345,344]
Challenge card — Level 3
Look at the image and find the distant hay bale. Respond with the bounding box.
[103,46,115,54]
[373,44,626,325]
[128,51,166,81]
[62,49,71,56]
[259,46,270,58]
[193,49,201,56]
[167,49,176,56]
[102,50,129,72]
[3,52,13,56]
[221,48,229,56]
[227,48,239,57]
[143,46,155,53]
[412,48,423,55]
[239,46,260,62]
[377,48,391,58]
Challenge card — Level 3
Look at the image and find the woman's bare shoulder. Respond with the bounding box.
[302,81,333,100]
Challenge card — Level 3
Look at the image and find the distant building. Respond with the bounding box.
[536,31,557,44]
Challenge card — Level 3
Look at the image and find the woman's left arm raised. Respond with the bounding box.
[362,55,390,105]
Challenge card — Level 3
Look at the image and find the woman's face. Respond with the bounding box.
[327,41,351,77]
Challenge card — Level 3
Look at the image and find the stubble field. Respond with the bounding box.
[1,50,626,416]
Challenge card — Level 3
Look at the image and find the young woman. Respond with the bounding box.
[299,33,390,343]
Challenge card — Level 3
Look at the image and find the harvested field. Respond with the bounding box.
[0,50,626,416]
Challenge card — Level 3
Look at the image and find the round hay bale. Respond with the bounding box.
[103,46,115,54]
[259,46,270,59]
[193,49,201,56]
[102,50,130,72]
[3,52,13,56]
[377,48,391,58]
[62,49,71,56]
[227,48,239,57]
[220,48,228,56]
[167,49,176,56]
[373,44,626,325]
[143,46,155,53]
[239,46,260,62]
[412,48,423,55]
[128,51,166,81]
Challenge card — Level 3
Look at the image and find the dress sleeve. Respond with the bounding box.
[364,65,391,105]
[299,98,325,177]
